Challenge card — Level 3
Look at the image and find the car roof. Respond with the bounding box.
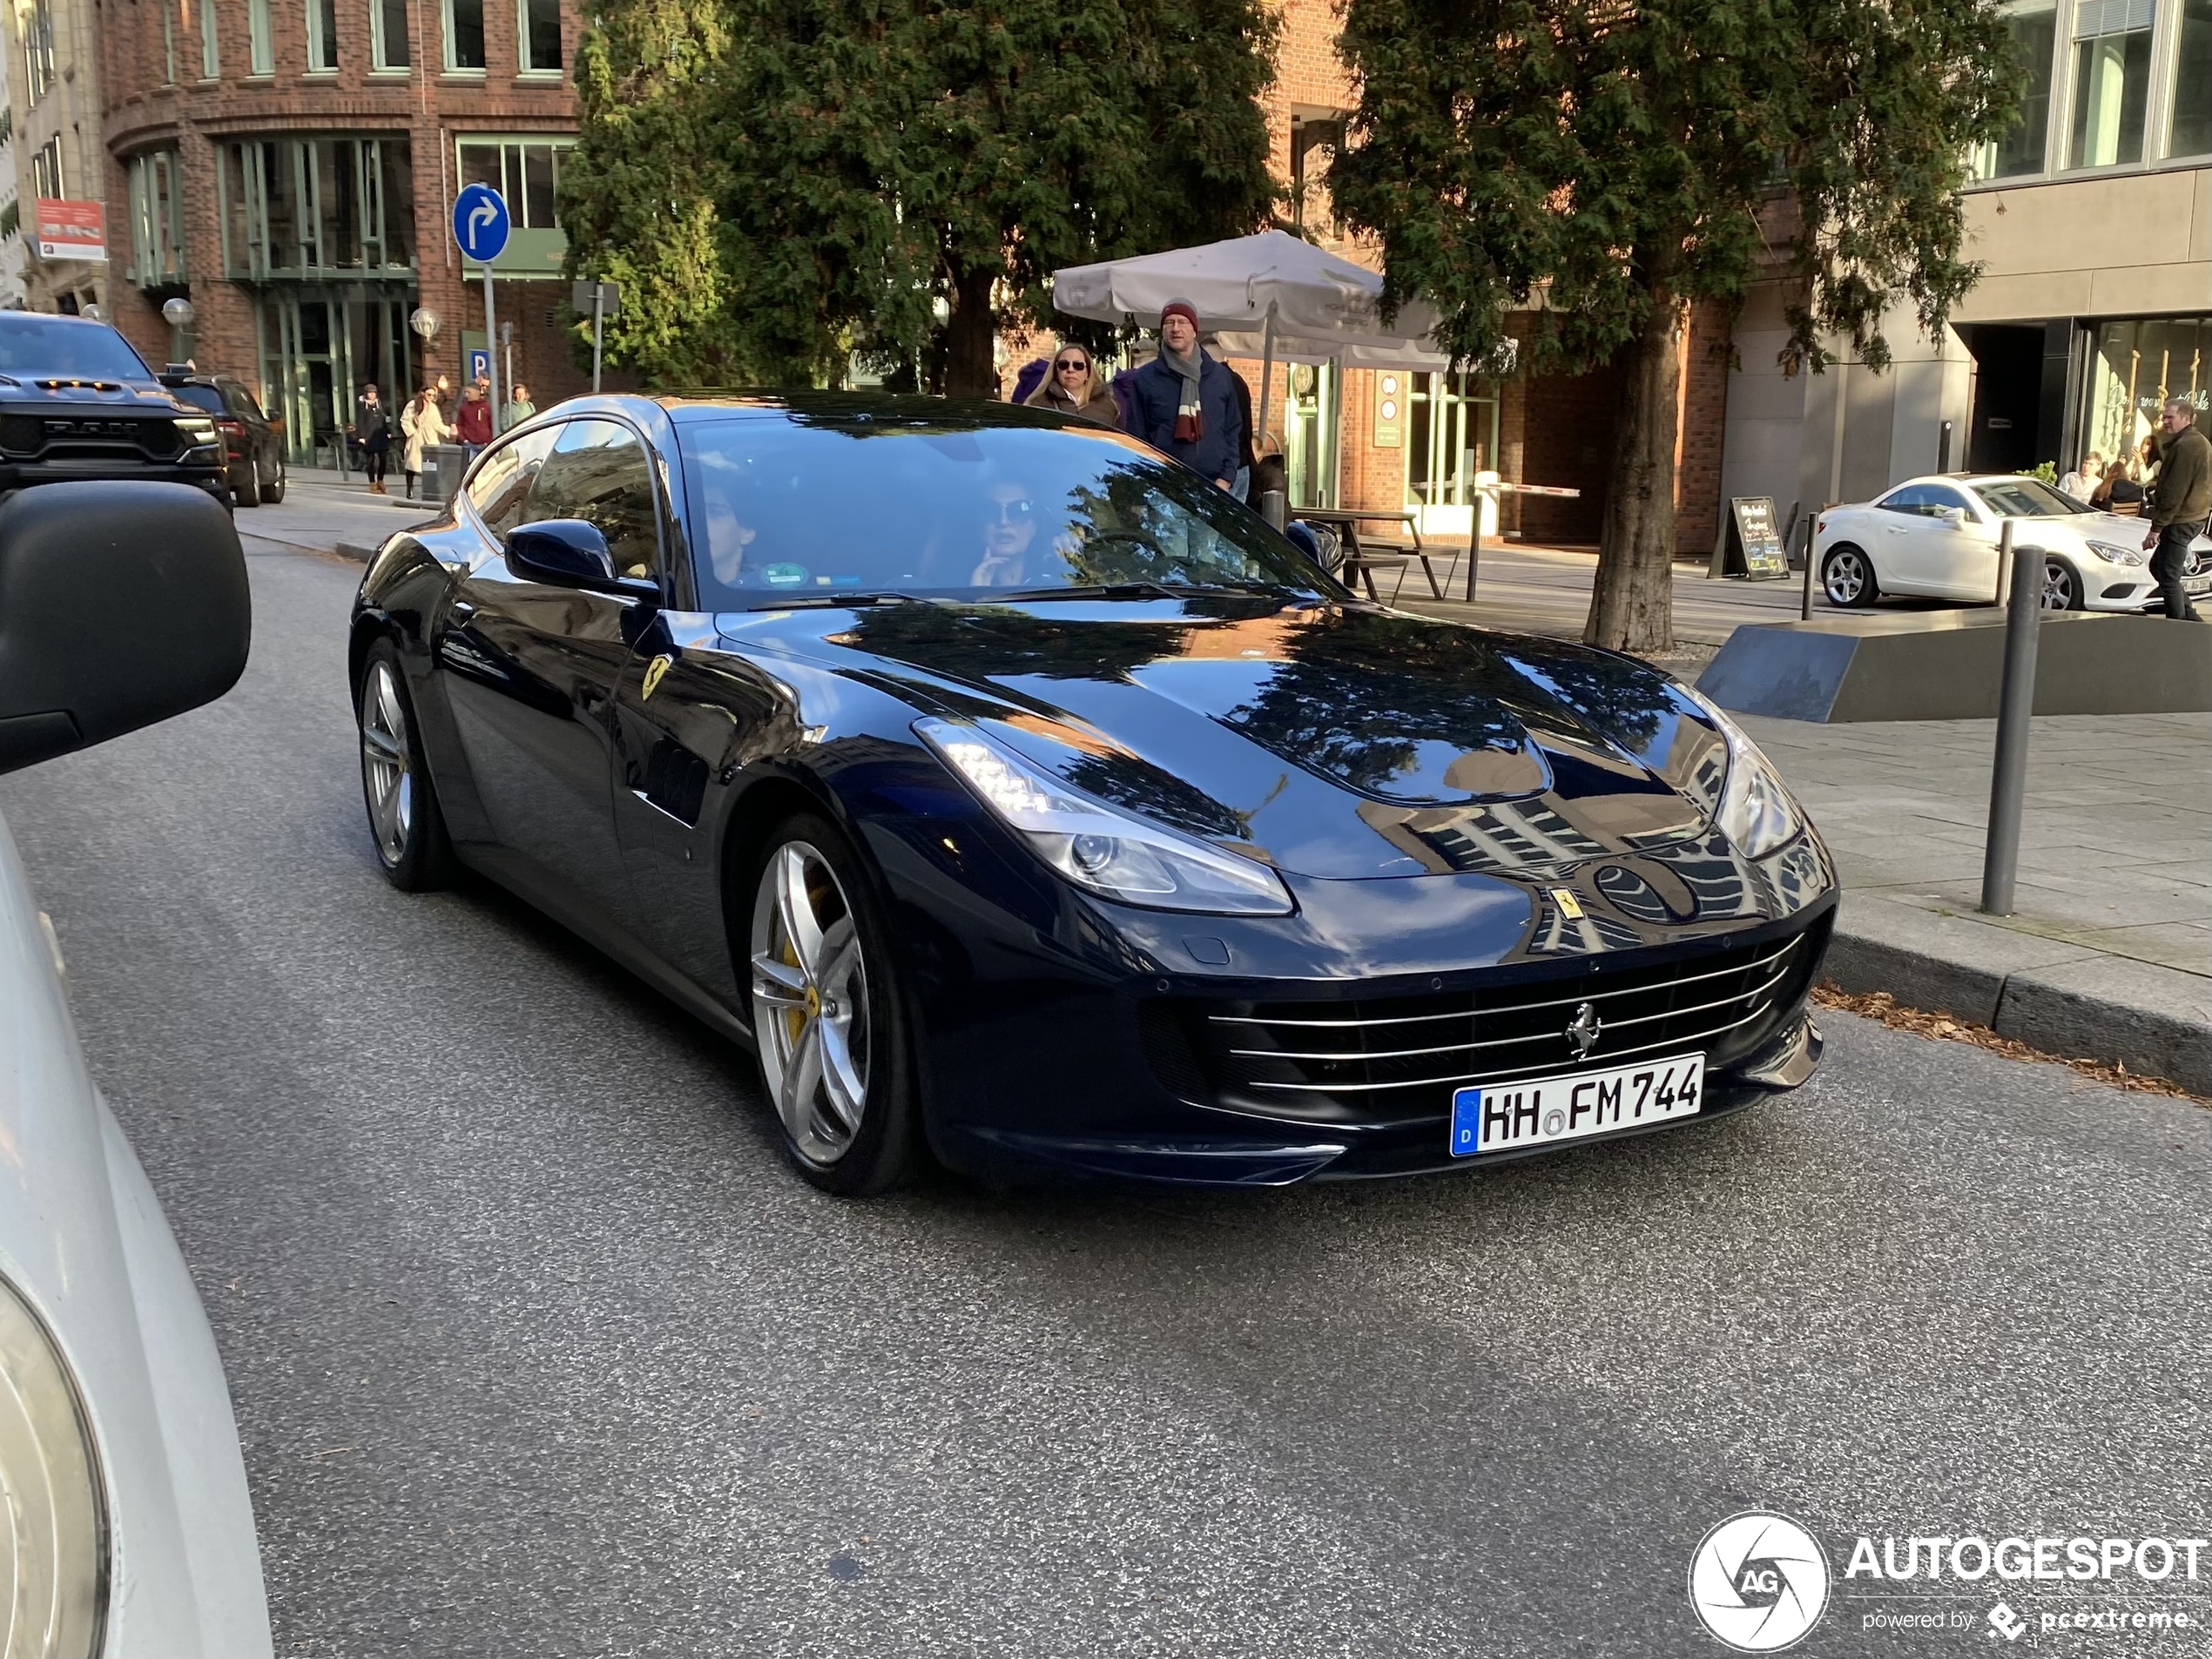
[650,390,1076,429]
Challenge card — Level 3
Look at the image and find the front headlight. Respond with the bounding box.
[2085,540,2146,567]
[1680,686,1807,859]
[914,717,1294,914]
[0,1273,107,1658]
[172,415,220,458]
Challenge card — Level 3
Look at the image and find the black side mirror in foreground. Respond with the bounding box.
[507,518,622,589]
[0,482,251,775]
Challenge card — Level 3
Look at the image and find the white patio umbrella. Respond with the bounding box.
[1049,230,1451,443]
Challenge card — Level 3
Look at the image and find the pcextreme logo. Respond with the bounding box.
[1688,1511,1832,1652]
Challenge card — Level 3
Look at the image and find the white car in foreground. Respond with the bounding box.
[0,482,270,1656]
[1815,472,2212,612]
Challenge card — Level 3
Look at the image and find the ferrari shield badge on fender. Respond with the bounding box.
[1550,887,1585,920]
[641,654,673,701]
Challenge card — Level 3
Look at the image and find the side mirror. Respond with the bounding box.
[0,482,251,775]
[1939,507,1969,530]
[507,518,620,588]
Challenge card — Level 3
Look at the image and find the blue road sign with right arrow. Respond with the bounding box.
[452,183,510,265]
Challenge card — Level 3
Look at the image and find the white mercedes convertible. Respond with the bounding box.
[1815,472,2212,612]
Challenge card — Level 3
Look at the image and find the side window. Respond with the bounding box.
[1926,487,1974,518]
[469,423,561,543]
[223,381,263,421]
[1878,485,1939,516]
[522,418,660,579]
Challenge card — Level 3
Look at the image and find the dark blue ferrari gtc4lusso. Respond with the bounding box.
[350,394,1835,1193]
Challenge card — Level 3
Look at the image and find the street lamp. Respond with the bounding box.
[409,307,440,341]
[161,295,195,367]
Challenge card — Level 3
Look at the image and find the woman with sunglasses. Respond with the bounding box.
[1022,344,1121,426]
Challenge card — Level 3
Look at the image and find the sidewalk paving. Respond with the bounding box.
[246,478,2209,1089]
[1744,710,2210,1093]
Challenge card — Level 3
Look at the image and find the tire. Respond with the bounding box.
[233,459,261,509]
[261,458,286,503]
[2042,556,2085,610]
[1822,543,1879,608]
[357,641,455,891]
[745,813,924,1195]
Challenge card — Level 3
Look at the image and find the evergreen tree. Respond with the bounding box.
[563,0,1279,395]
[1330,0,2024,652]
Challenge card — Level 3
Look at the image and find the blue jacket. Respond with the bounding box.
[1126,353,1244,485]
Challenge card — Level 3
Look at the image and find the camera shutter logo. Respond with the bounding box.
[1688,1512,1831,1652]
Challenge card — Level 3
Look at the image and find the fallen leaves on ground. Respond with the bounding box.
[1811,981,2207,1107]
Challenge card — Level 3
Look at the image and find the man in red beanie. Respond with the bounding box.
[1125,298,1244,490]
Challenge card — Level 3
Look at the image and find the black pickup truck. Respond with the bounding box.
[0,312,227,508]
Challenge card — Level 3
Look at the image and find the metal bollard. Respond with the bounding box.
[1260,489,1287,531]
[1799,509,1817,620]
[1980,523,2043,916]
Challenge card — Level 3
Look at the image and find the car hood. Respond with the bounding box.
[724,597,1731,880]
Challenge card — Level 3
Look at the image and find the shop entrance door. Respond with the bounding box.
[1284,361,1339,510]
[260,289,416,466]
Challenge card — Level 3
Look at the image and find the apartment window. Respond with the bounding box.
[24,0,54,103]
[455,136,567,226]
[2174,0,2212,156]
[127,150,186,286]
[200,0,220,76]
[443,0,484,70]
[30,137,62,199]
[219,136,416,277]
[370,0,409,70]
[163,4,177,82]
[307,0,338,71]
[248,0,274,73]
[518,0,561,73]
[1973,4,2058,179]
[2068,0,2155,166]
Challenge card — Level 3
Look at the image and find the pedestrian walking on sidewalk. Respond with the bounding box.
[455,384,494,458]
[355,383,391,495]
[502,382,536,434]
[400,387,448,500]
[2141,397,2209,621]
[1022,344,1119,425]
[1126,300,1243,491]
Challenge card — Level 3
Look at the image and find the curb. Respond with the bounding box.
[1824,894,2210,1095]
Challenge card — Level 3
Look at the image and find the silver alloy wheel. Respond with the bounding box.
[2041,556,2075,610]
[1824,549,1866,604]
[360,659,415,867]
[749,840,872,1167]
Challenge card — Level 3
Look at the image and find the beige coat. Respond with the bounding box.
[401,396,450,473]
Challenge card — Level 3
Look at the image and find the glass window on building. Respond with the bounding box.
[2081,318,2212,469]
[371,0,409,69]
[2173,0,2212,157]
[443,0,485,70]
[219,138,415,278]
[518,0,561,72]
[30,138,62,200]
[307,0,339,71]
[1284,361,1339,511]
[24,0,55,102]
[2067,0,2155,167]
[248,0,273,74]
[163,3,177,82]
[456,138,567,226]
[200,0,220,76]
[1406,370,1502,512]
[127,151,186,287]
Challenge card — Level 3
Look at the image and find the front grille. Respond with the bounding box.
[1174,923,1821,1127]
[0,415,191,462]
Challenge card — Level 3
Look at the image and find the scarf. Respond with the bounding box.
[1159,339,1204,443]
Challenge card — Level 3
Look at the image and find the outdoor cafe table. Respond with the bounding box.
[1291,508,1448,603]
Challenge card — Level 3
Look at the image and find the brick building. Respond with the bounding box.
[94,0,595,463]
[1156,0,1730,552]
[3,0,111,314]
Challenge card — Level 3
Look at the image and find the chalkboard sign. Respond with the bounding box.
[1710,496,1791,580]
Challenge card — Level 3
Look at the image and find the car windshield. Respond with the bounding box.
[1973,477,2092,517]
[0,316,154,381]
[679,416,1336,607]
[168,384,226,415]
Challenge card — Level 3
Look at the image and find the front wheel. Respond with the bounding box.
[745,814,923,1194]
[2042,556,2085,610]
[357,641,455,890]
[1822,543,1879,607]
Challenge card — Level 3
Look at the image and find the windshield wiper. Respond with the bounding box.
[742,591,932,610]
[1001,581,1300,602]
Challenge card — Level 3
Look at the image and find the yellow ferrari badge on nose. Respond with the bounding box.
[1551,887,1585,920]
[641,654,673,701]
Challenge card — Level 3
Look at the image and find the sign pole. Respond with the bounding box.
[481,262,501,443]
[591,287,605,395]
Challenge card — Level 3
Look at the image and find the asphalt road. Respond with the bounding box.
[4,542,2207,1656]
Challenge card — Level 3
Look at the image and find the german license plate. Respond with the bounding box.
[1449,1054,1706,1157]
